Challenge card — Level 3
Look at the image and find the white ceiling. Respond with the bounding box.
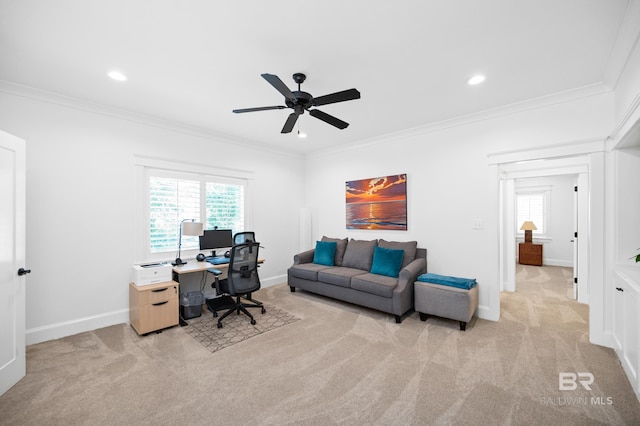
[0,0,633,155]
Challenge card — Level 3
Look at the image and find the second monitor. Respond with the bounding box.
[199,229,233,257]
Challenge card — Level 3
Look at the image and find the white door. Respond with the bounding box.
[0,130,27,396]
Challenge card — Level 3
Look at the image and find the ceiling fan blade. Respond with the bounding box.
[309,109,349,129]
[233,106,286,113]
[261,73,297,103]
[281,113,299,133]
[313,88,361,107]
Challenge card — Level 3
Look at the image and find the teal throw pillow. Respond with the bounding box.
[370,246,404,277]
[313,241,337,266]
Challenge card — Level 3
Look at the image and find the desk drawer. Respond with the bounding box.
[137,297,179,333]
[139,284,178,305]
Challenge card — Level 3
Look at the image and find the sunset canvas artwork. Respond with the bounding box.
[345,174,407,230]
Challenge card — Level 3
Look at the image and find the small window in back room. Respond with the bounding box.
[516,192,546,236]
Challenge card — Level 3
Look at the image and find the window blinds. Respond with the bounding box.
[516,193,544,234]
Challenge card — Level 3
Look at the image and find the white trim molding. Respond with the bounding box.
[26,309,130,346]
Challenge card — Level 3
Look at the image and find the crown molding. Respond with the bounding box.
[604,0,640,90]
[308,82,612,159]
[0,80,303,159]
[609,92,640,150]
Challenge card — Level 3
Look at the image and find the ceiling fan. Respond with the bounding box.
[232,73,361,134]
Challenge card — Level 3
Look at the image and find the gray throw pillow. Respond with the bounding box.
[321,236,348,266]
[342,239,378,271]
[378,239,417,268]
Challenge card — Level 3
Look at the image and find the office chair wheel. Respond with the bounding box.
[217,322,223,329]
[251,319,256,325]
[261,307,266,314]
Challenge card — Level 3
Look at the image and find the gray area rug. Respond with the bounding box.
[183,303,299,353]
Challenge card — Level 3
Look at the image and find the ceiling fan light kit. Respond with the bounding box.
[233,72,360,134]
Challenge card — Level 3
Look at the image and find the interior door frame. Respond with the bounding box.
[489,139,607,346]
[0,129,26,396]
[501,166,589,302]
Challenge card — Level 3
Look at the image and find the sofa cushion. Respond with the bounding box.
[342,239,377,271]
[313,241,336,266]
[378,239,418,268]
[289,263,332,281]
[370,246,405,278]
[351,273,398,298]
[318,267,365,288]
[321,236,348,266]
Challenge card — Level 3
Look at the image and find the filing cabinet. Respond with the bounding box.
[129,281,179,335]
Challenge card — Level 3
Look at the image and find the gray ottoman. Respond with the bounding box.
[414,281,478,331]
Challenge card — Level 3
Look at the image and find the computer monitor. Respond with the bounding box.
[199,229,233,256]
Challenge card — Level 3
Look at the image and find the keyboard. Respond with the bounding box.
[206,256,230,265]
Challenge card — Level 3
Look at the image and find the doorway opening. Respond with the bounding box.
[498,156,590,305]
[513,174,579,300]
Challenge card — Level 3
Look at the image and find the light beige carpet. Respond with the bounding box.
[0,265,639,425]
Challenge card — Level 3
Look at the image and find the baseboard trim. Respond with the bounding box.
[261,275,286,288]
[544,259,574,267]
[477,304,498,321]
[26,309,130,346]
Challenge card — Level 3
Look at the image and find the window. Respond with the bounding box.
[516,191,547,236]
[136,157,251,261]
[149,174,201,254]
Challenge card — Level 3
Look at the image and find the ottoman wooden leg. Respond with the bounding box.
[460,321,467,331]
[419,312,428,321]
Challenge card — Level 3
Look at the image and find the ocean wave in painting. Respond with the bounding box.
[346,200,407,230]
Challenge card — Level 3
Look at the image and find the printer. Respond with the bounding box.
[131,262,172,286]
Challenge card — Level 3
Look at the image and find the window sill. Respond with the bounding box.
[516,236,551,244]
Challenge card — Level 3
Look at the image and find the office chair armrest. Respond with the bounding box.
[207,268,224,295]
[207,268,222,276]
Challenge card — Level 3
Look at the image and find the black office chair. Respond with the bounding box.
[233,231,255,245]
[206,241,265,328]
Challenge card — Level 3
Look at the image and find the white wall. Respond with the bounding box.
[616,150,640,264]
[611,11,640,265]
[304,92,614,321]
[0,90,306,344]
[515,175,575,266]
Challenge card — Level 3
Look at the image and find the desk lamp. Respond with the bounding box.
[520,221,537,243]
[173,219,204,266]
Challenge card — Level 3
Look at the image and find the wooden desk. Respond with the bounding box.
[173,260,230,280]
[172,258,265,279]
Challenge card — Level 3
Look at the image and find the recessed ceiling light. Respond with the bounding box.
[108,70,127,81]
[467,75,485,85]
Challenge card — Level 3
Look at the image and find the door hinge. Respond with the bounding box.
[574,232,578,238]
[574,277,578,284]
[574,186,578,192]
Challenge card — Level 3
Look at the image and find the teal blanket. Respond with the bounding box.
[417,273,477,290]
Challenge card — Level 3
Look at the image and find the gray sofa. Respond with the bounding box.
[287,237,427,323]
